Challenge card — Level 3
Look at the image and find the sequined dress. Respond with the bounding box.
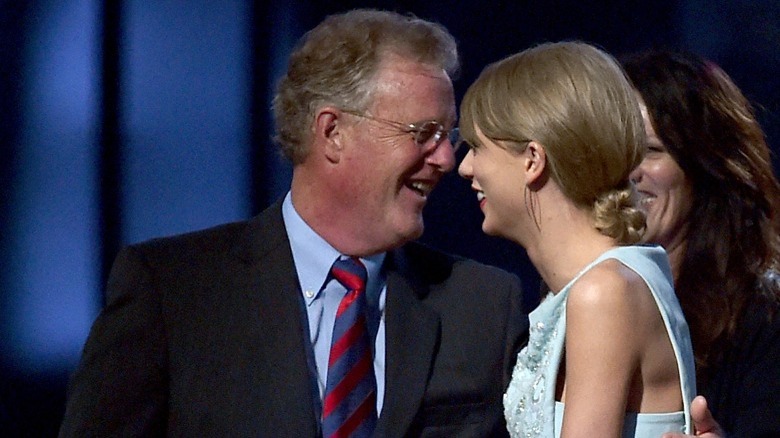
[504,245,696,437]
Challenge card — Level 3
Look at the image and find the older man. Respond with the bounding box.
[60,9,526,437]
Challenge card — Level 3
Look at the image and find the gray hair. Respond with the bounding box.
[272,9,459,164]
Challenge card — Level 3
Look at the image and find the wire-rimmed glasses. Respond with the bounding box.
[342,109,461,153]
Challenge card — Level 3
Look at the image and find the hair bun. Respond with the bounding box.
[593,185,646,244]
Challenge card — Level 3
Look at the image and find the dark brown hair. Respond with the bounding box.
[623,50,780,384]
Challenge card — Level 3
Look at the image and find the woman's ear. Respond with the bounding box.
[524,141,548,186]
[314,106,343,163]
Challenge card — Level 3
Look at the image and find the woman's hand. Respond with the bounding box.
[662,396,725,438]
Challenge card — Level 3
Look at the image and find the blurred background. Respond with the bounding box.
[1,0,778,434]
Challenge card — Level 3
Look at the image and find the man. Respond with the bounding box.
[59,10,527,437]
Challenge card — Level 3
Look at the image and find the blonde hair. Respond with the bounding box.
[460,41,645,244]
[272,9,459,164]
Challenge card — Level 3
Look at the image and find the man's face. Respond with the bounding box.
[338,55,457,252]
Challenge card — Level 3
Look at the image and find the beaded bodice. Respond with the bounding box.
[504,246,696,437]
[504,286,565,437]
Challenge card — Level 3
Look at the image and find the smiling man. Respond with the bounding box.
[59,9,527,437]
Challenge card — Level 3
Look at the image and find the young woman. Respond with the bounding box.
[457,42,696,437]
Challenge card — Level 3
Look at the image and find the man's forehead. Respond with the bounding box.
[376,51,449,77]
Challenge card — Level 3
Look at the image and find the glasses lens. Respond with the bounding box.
[412,121,440,146]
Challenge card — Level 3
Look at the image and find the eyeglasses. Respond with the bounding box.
[342,109,461,153]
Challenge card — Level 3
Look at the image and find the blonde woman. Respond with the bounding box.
[458,42,696,437]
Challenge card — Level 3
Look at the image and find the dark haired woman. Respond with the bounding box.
[625,50,780,437]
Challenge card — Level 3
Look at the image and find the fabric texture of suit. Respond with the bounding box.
[702,293,780,438]
[60,200,528,437]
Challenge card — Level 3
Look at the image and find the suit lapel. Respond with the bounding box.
[231,201,320,435]
[376,247,441,437]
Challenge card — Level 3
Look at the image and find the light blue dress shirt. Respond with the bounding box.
[282,192,387,414]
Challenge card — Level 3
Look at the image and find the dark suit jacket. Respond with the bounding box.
[60,201,528,437]
[703,294,780,438]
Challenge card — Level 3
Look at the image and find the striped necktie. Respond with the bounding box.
[322,257,377,438]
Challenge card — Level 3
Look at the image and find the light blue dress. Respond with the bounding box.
[504,245,696,437]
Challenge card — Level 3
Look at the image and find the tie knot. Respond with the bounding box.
[331,257,367,291]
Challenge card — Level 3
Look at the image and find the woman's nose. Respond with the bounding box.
[629,165,642,184]
[458,149,474,179]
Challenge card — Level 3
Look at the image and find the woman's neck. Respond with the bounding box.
[663,237,687,283]
[525,203,618,293]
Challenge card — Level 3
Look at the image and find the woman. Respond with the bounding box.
[457,41,696,437]
[623,50,780,437]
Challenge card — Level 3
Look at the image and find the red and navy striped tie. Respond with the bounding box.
[322,257,377,438]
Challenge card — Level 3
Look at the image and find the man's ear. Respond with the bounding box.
[524,141,548,187]
[314,106,343,163]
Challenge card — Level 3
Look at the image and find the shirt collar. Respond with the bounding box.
[281,192,385,304]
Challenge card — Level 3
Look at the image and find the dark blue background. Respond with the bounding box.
[2,0,778,434]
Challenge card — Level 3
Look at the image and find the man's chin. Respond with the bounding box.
[396,218,425,243]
